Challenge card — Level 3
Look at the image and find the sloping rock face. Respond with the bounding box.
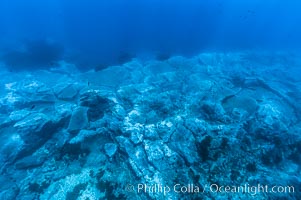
[0,52,300,199]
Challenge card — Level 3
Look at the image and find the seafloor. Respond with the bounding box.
[0,52,300,199]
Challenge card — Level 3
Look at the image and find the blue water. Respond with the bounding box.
[1,0,301,68]
[0,1,300,200]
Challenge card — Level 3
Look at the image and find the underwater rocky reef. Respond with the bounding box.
[0,52,300,199]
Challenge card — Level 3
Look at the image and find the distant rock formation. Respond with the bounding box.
[1,40,64,71]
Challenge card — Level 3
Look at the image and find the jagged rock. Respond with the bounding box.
[167,56,196,70]
[145,60,175,74]
[0,186,19,200]
[130,130,143,144]
[144,124,160,140]
[117,84,147,108]
[0,133,24,163]
[0,91,25,110]
[68,107,88,134]
[144,140,164,162]
[9,109,31,122]
[0,114,12,129]
[115,136,135,156]
[0,52,300,200]
[127,62,145,83]
[13,113,57,159]
[16,80,56,105]
[79,90,111,121]
[54,83,81,101]
[79,65,131,88]
[104,143,117,157]
[168,123,199,165]
[197,53,224,67]
[49,61,80,75]
[39,169,94,200]
[116,136,152,177]
[14,113,51,135]
[200,101,226,122]
[112,104,126,118]
[192,78,214,91]
[222,95,258,119]
[15,155,46,169]
[69,129,98,144]
[257,102,283,126]
[54,103,75,123]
